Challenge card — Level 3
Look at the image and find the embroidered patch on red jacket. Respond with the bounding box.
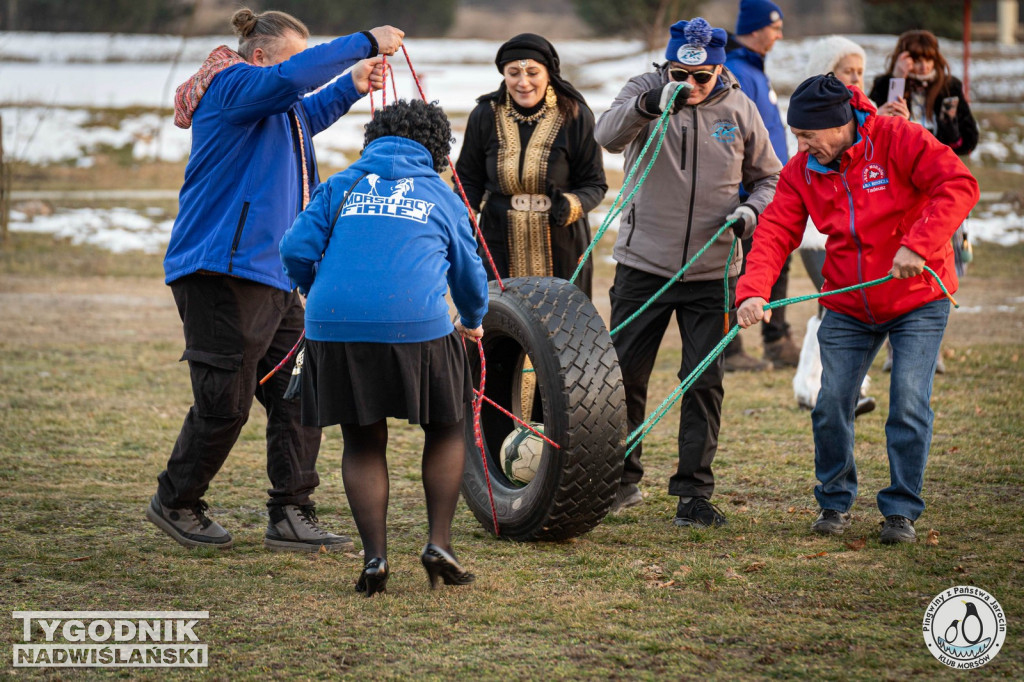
[862,163,889,192]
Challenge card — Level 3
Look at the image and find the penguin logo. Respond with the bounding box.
[961,602,983,645]
[923,586,1006,669]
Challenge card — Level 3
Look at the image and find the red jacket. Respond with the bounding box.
[737,88,979,324]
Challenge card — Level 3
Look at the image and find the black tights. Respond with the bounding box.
[340,419,466,563]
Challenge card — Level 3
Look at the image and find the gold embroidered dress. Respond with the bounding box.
[455,90,607,298]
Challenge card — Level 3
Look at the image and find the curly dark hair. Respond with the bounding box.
[363,100,454,173]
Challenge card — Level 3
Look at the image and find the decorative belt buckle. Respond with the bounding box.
[511,193,551,212]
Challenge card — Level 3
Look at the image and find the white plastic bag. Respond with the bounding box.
[793,315,822,409]
[793,314,873,410]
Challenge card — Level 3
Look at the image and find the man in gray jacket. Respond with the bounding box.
[597,17,780,526]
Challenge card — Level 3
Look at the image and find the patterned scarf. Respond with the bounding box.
[174,46,247,129]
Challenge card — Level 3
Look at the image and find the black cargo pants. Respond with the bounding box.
[157,273,321,509]
[609,265,727,499]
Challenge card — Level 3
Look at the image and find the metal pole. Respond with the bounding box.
[0,114,9,247]
[963,0,972,101]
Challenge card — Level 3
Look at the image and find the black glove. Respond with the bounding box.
[642,81,691,116]
[726,204,758,239]
[547,184,571,226]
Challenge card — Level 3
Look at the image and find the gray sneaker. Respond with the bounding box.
[146,496,233,549]
[673,497,728,528]
[879,515,917,544]
[811,508,852,536]
[264,505,354,553]
[609,483,643,513]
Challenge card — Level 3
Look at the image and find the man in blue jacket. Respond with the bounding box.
[723,0,801,371]
[147,7,403,552]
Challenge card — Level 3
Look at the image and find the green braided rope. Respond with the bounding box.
[569,84,688,285]
[623,267,958,456]
[609,218,738,337]
[724,235,738,322]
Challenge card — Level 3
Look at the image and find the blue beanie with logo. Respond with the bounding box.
[735,0,784,36]
[665,17,728,66]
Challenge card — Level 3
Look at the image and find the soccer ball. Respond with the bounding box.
[500,423,545,485]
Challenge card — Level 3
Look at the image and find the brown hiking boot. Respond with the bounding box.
[723,351,771,372]
[764,337,801,368]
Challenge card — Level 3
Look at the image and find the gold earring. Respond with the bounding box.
[545,84,557,109]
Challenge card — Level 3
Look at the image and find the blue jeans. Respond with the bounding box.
[812,299,950,520]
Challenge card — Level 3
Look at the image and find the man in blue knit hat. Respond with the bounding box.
[596,17,781,525]
[723,0,800,372]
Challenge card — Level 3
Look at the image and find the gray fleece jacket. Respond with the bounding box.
[595,66,781,281]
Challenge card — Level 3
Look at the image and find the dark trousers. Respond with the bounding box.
[726,237,791,354]
[609,265,727,499]
[157,274,321,509]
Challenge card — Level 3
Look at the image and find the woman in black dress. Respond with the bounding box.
[455,33,608,298]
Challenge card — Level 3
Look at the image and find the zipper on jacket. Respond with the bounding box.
[227,201,250,274]
[625,204,637,246]
[679,127,688,171]
[679,108,700,274]
[840,170,877,323]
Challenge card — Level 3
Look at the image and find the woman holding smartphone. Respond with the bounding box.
[868,29,977,156]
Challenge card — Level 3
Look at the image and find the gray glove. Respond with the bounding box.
[726,204,758,239]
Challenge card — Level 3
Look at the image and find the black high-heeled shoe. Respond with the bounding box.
[420,543,475,590]
[355,557,389,597]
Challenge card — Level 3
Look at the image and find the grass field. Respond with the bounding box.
[1,219,1022,678]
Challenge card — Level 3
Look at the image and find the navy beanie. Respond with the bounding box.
[665,17,728,66]
[787,74,854,130]
[735,0,783,36]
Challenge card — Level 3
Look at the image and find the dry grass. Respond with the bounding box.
[1,230,1022,679]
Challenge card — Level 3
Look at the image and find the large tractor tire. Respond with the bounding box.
[461,277,626,541]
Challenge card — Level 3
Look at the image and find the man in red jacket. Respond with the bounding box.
[736,74,978,544]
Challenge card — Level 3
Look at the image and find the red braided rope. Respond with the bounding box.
[259,330,304,386]
[473,390,560,450]
[465,337,499,535]
[381,56,388,107]
[399,45,505,291]
[388,60,399,102]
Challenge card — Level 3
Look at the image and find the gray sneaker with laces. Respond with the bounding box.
[146,496,233,549]
[264,505,354,552]
[609,483,643,513]
[673,497,728,527]
[811,508,852,536]
[879,515,917,544]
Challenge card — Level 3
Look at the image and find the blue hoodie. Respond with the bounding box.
[725,46,788,166]
[164,33,373,290]
[279,136,489,343]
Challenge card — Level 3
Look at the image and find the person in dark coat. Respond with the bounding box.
[454,33,608,298]
[868,29,978,156]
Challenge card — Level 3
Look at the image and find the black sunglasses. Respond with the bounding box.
[669,68,716,85]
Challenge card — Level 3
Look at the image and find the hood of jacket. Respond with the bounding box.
[174,46,247,129]
[348,136,440,180]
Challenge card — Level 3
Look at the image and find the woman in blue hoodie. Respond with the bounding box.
[281,100,489,596]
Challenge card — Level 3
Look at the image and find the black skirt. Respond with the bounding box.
[301,331,474,427]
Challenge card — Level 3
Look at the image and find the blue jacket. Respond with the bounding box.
[164,33,374,290]
[725,46,788,167]
[279,136,489,343]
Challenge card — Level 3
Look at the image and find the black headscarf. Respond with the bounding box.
[484,33,587,106]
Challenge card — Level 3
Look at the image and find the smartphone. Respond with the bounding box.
[887,77,905,103]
